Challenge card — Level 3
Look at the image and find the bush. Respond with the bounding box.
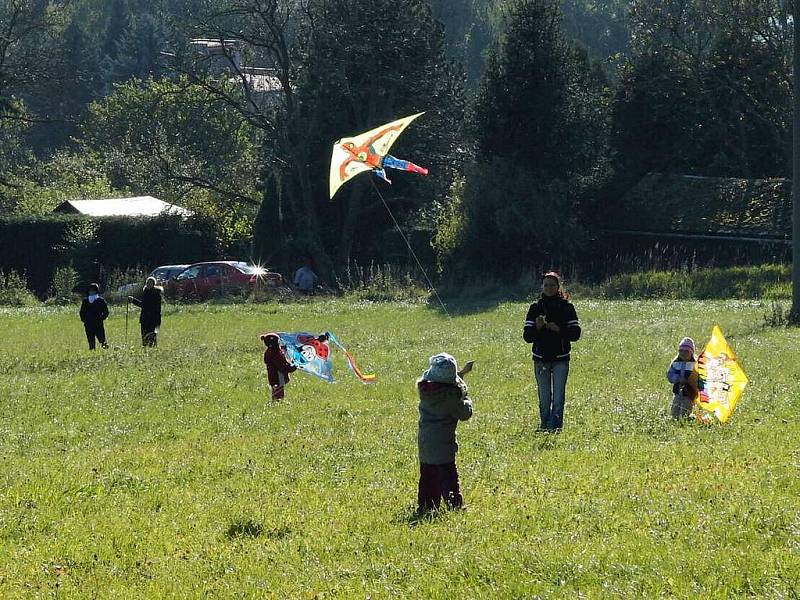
[336,262,428,302]
[0,214,219,297]
[0,270,39,306]
[47,265,80,305]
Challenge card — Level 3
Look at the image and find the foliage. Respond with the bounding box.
[7,152,116,216]
[0,300,797,596]
[81,77,261,209]
[0,270,38,306]
[0,214,218,296]
[612,0,792,182]
[335,262,429,302]
[46,264,80,305]
[436,0,611,277]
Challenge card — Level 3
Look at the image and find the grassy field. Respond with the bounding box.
[0,298,798,598]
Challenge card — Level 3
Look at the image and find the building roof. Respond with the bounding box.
[53,196,193,218]
[606,173,791,243]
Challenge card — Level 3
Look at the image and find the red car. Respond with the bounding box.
[165,261,283,298]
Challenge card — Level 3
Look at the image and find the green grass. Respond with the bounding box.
[0,299,798,598]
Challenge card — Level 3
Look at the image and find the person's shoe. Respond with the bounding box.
[101,342,109,349]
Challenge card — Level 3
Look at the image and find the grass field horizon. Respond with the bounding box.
[1,298,798,598]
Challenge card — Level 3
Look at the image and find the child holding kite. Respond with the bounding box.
[666,337,698,419]
[416,353,474,513]
[261,333,297,400]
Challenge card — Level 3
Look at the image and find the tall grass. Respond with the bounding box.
[0,299,798,597]
[602,264,790,299]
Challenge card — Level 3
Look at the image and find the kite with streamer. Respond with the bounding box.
[693,325,748,423]
[276,331,375,384]
[329,112,428,199]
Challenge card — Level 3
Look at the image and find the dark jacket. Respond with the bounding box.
[417,379,473,464]
[264,346,297,387]
[130,287,162,327]
[79,296,109,329]
[523,295,581,361]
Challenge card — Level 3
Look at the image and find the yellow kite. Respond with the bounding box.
[329,112,428,199]
[694,325,748,423]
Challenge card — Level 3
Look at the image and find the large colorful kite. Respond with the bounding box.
[277,331,375,384]
[693,325,748,423]
[329,112,428,199]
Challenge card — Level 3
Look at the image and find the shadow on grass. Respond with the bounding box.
[393,505,467,528]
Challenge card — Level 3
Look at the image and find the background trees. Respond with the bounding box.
[435,0,611,275]
[0,0,797,285]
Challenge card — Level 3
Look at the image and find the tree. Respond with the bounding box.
[79,76,261,249]
[613,0,793,181]
[178,0,465,272]
[105,12,169,86]
[436,0,610,276]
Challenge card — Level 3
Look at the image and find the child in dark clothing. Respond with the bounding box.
[79,283,109,350]
[416,353,474,513]
[667,337,698,419]
[261,333,297,399]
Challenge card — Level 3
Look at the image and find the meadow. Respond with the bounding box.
[0,298,798,598]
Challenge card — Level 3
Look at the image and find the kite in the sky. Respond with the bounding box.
[329,112,428,199]
[693,325,748,423]
[267,331,375,388]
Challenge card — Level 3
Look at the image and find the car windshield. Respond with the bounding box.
[233,262,266,275]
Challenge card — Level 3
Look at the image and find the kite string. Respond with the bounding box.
[369,178,451,319]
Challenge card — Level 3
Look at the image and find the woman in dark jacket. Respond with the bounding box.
[128,277,162,347]
[523,272,581,431]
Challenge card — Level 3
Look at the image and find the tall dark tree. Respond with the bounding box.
[290,0,466,265]
[105,13,168,86]
[436,0,610,275]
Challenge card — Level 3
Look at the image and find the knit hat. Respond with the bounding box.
[422,352,458,384]
[678,337,695,354]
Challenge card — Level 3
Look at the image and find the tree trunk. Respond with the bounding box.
[792,0,800,323]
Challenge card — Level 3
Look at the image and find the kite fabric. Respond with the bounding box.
[276,331,375,384]
[693,325,748,423]
[329,112,426,199]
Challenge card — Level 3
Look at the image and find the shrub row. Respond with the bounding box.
[0,214,219,297]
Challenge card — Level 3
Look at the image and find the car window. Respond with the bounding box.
[206,265,221,277]
[176,266,202,280]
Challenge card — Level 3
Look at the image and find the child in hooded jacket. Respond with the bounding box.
[416,353,474,513]
[667,337,698,419]
[261,333,297,400]
[79,283,109,350]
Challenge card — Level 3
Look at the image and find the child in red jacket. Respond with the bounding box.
[261,333,297,399]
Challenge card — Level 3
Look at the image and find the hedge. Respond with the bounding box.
[0,214,219,296]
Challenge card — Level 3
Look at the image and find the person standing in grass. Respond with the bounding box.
[667,337,698,419]
[417,353,474,513]
[128,277,162,347]
[523,272,581,432]
[261,333,297,400]
[79,282,109,350]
